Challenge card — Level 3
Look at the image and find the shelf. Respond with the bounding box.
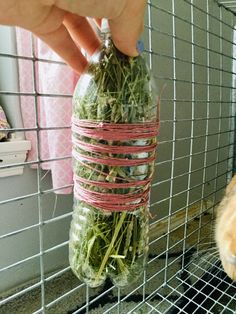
[0,140,31,177]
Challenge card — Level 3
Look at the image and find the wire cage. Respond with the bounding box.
[0,0,236,313]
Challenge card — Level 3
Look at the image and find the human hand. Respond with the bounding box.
[0,0,146,73]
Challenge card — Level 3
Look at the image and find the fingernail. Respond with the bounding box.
[136,40,144,54]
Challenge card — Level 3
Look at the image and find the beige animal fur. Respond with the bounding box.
[215,174,236,281]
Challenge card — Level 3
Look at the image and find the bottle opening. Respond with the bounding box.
[101,19,110,33]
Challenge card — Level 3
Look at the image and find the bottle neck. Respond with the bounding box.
[101,31,112,48]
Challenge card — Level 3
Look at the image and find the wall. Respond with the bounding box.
[144,0,234,219]
[0,166,73,293]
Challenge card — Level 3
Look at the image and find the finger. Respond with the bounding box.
[63,13,100,56]
[35,23,87,74]
[110,0,146,56]
[55,0,126,19]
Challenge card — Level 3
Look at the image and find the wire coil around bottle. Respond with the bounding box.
[72,117,159,212]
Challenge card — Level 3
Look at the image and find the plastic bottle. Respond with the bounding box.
[69,19,158,288]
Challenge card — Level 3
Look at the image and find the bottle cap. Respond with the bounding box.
[101,19,110,33]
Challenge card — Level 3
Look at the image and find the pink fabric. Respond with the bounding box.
[16,28,79,194]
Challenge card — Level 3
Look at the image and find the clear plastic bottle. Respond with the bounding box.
[69,20,158,288]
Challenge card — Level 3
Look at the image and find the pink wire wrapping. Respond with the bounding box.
[72,118,159,140]
[74,174,151,188]
[74,184,149,212]
[72,149,156,167]
[72,118,159,212]
[72,136,157,154]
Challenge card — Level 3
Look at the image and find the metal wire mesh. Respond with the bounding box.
[0,0,236,313]
[218,0,236,12]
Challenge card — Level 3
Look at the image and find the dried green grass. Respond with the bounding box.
[69,37,157,287]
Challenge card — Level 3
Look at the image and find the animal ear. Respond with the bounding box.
[226,174,236,195]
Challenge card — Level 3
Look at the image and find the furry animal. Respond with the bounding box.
[215,174,236,281]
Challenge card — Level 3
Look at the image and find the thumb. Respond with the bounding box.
[109,0,146,56]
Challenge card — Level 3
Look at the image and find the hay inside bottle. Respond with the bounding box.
[69,20,159,288]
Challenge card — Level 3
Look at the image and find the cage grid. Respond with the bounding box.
[0,0,236,313]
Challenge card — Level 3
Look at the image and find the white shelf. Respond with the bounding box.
[0,140,31,177]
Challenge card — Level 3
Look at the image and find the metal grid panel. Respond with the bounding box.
[218,0,236,12]
[0,0,235,313]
